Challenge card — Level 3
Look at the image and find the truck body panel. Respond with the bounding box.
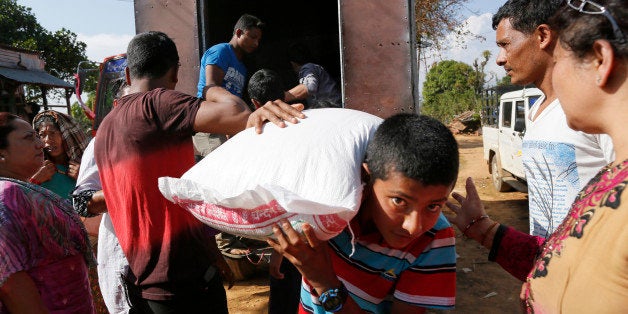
[132,0,420,118]
[340,0,417,116]
[134,0,200,96]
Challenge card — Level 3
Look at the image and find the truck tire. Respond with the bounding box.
[491,157,513,192]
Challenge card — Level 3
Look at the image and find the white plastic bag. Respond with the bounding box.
[159,108,382,240]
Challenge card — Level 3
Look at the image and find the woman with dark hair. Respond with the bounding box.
[30,110,89,200]
[31,111,108,311]
[447,0,627,312]
[0,113,95,312]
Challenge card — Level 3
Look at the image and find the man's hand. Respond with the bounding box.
[247,100,306,134]
[266,219,339,293]
[268,220,372,313]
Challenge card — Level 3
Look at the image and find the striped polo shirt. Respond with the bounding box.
[299,213,456,313]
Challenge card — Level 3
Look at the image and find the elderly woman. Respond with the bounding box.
[30,110,89,200]
[0,113,95,313]
[447,0,627,312]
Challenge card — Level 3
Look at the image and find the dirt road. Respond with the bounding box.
[225,134,530,313]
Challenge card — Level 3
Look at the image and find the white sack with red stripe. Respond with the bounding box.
[159,108,382,240]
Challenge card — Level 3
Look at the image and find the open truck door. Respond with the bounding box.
[75,54,127,135]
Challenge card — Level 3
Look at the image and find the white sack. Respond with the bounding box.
[159,108,382,240]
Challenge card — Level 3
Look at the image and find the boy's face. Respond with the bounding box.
[364,169,452,249]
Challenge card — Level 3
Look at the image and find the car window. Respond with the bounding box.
[514,100,525,132]
[502,101,512,128]
[528,95,540,108]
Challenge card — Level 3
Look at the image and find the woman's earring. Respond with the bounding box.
[596,77,602,84]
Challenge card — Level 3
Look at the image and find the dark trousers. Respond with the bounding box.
[269,259,302,314]
[127,272,227,314]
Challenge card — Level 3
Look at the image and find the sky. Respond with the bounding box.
[16,0,505,99]
[17,0,135,62]
[419,1,504,87]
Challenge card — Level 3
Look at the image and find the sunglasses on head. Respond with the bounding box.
[566,0,626,43]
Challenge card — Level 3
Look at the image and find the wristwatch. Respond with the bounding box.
[318,282,349,312]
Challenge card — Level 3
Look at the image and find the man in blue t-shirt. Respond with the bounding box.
[194,13,264,170]
[197,14,263,103]
[195,14,265,259]
[193,14,264,159]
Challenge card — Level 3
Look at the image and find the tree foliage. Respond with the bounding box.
[471,50,492,94]
[496,75,512,86]
[70,93,94,135]
[422,60,480,123]
[0,0,43,44]
[0,0,89,101]
[0,0,87,80]
[415,0,470,49]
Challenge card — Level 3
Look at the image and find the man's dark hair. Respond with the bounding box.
[287,42,313,66]
[492,0,563,34]
[126,31,179,79]
[248,69,285,104]
[26,102,40,122]
[234,14,264,34]
[365,114,459,186]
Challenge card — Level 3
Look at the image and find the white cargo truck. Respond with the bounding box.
[482,87,544,192]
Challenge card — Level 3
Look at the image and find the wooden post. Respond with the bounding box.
[65,88,72,116]
[41,86,48,111]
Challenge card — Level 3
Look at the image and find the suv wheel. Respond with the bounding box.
[491,157,512,192]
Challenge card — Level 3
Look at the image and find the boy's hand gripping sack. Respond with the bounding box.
[159,108,382,240]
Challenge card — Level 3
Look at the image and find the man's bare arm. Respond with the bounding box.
[194,97,251,136]
[203,64,249,108]
[87,190,107,215]
[284,84,309,102]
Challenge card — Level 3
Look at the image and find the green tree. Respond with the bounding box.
[496,75,512,86]
[70,92,95,135]
[39,29,87,82]
[422,60,480,123]
[0,0,89,103]
[0,0,43,44]
[471,50,492,94]
[0,0,87,80]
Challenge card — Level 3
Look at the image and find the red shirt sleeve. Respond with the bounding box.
[489,225,545,281]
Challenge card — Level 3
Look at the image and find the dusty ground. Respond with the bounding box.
[225,134,530,313]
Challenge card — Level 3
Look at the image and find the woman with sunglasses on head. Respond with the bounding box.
[0,113,95,312]
[448,0,627,312]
